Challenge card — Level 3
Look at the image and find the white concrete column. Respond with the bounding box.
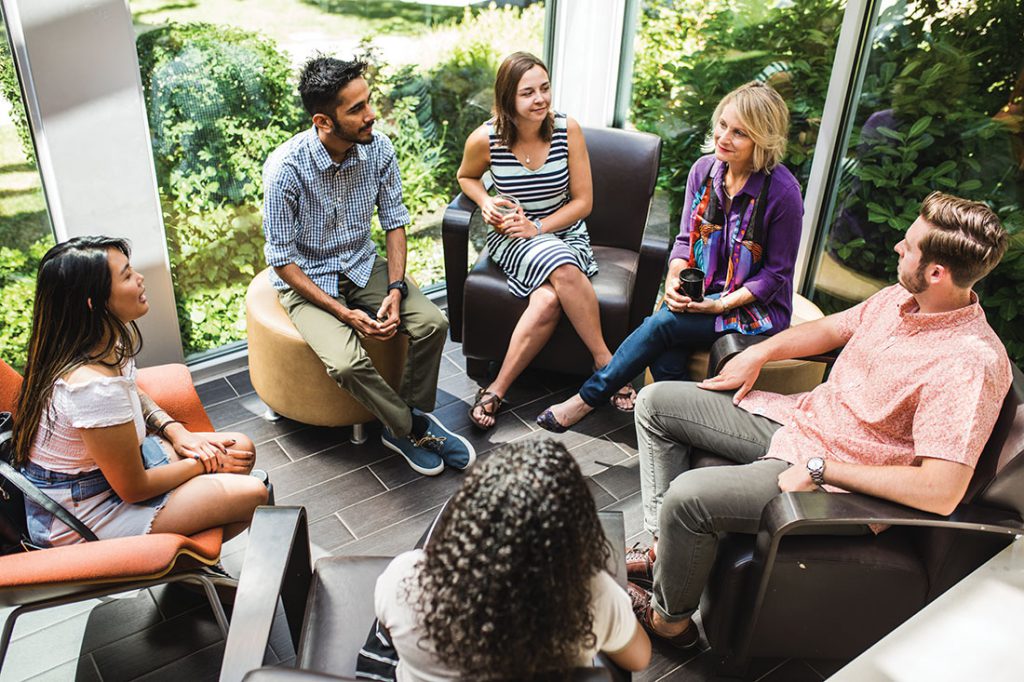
[2,0,184,365]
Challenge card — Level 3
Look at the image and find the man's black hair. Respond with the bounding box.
[298,56,367,118]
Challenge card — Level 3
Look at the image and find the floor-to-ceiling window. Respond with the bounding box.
[805,0,1024,364]
[628,0,848,226]
[129,0,545,358]
[0,13,53,371]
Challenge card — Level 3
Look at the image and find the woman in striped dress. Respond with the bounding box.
[457,52,613,430]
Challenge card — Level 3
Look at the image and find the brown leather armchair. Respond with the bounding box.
[442,126,665,378]
[694,339,1024,672]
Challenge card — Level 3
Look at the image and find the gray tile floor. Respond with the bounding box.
[0,339,844,681]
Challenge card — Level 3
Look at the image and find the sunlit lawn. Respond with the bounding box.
[0,123,50,249]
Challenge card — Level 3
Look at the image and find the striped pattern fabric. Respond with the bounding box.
[485,113,598,298]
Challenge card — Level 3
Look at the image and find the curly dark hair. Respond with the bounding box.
[409,438,611,679]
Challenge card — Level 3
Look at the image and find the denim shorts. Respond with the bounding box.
[21,436,174,547]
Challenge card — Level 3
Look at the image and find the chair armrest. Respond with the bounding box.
[731,491,1023,666]
[137,363,215,432]
[760,491,1024,540]
[629,229,670,332]
[441,192,479,343]
[244,670,357,682]
[707,334,842,379]
[220,506,313,682]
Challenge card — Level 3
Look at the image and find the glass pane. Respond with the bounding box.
[629,0,847,224]
[130,0,545,358]
[0,17,55,372]
[809,0,1024,365]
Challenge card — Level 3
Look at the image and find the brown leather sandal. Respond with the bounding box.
[610,383,638,413]
[469,389,503,430]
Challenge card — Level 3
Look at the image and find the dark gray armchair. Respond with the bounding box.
[219,507,630,682]
[696,336,1024,672]
[442,126,665,378]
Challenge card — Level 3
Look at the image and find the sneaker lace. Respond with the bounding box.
[411,433,446,453]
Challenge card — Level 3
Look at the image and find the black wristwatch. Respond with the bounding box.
[806,457,826,486]
[387,280,408,300]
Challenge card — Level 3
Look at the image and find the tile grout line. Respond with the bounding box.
[330,503,444,553]
[335,512,358,541]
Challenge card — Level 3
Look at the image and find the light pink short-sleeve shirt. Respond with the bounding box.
[740,285,1011,492]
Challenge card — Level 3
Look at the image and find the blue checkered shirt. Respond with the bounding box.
[262,127,410,294]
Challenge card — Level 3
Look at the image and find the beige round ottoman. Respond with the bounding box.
[246,269,409,442]
[644,293,827,395]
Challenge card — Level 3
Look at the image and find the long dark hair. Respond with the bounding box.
[493,51,554,149]
[410,439,611,679]
[11,236,142,465]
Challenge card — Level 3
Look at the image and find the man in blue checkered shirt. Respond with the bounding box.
[261,57,474,476]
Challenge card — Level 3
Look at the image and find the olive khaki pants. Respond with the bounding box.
[278,257,448,437]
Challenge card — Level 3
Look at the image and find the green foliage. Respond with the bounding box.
[0,238,50,371]
[136,22,305,353]
[824,0,1024,362]
[376,96,448,220]
[631,0,842,220]
[0,26,35,165]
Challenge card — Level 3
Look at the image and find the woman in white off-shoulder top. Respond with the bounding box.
[10,236,267,548]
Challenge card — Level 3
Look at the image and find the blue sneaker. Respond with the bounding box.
[419,411,477,470]
[380,430,445,476]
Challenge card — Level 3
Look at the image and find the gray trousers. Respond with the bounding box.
[634,381,789,622]
[279,257,448,437]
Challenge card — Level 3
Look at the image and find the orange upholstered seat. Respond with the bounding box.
[0,359,237,670]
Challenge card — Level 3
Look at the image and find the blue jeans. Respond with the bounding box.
[578,303,724,407]
[21,437,171,546]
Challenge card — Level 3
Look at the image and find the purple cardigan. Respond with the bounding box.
[669,154,804,334]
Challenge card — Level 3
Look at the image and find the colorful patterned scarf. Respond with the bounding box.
[687,161,774,334]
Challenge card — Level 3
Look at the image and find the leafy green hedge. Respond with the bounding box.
[136,22,306,354]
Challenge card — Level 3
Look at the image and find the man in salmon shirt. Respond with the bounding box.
[623,191,1012,649]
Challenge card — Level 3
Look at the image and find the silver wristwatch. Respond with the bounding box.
[806,457,826,486]
[532,219,543,236]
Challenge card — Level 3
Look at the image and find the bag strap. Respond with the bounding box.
[753,171,773,232]
[0,429,100,543]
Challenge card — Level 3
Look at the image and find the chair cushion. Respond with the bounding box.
[462,245,638,376]
[298,556,392,677]
[0,527,222,606]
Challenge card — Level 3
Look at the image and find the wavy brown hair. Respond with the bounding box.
[11,236,142,465]
[493,51,554,149]
[409,439,611,679]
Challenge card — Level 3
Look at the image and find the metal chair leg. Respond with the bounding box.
[0,605,26,674]
[350,423,367,445]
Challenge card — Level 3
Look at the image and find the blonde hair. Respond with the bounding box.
[702,81,790,172]
[919,192,1008,287]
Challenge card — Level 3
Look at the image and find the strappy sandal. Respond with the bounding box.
[469,389,503,430]
[610,383,637,413]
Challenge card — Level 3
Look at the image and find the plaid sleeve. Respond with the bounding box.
[262,160,301,267]
[374,134,411,231]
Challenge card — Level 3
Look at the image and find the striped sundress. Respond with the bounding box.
[485,112,599,298]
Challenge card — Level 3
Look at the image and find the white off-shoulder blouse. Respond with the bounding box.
[30,359,146,473]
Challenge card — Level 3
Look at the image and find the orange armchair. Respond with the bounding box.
[0,359,232,674]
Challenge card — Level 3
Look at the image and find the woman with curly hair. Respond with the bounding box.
[373,439,651,680]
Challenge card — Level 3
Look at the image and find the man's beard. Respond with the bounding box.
[330,116,373,145]
[899,261,929,294]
